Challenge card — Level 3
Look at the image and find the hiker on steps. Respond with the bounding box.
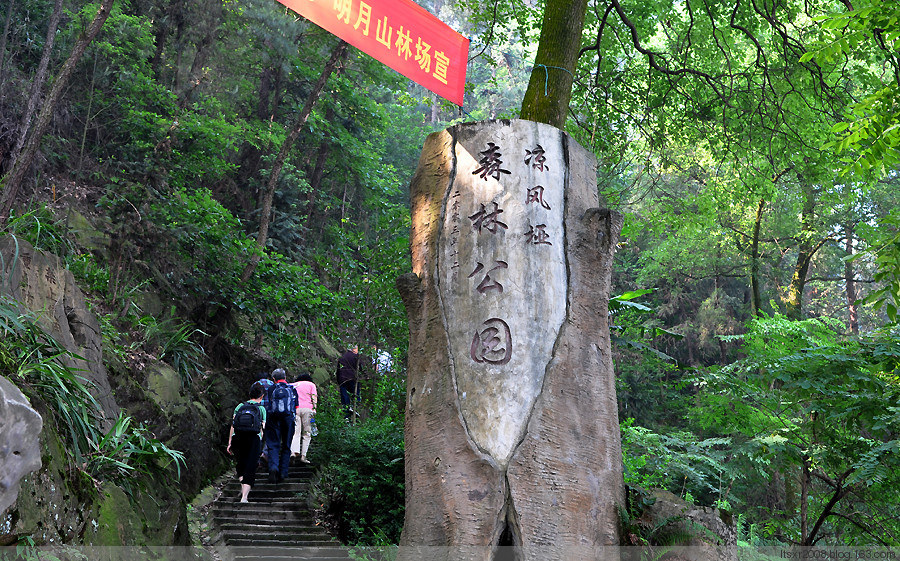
[264,368,299,485]
[290,372,317,464]
[252,372,273,470]
[227,382,267,503]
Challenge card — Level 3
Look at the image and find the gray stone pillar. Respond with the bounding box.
[0,376,43,516]
[398,120,624,560]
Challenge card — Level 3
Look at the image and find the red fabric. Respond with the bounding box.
[277,0,469,105]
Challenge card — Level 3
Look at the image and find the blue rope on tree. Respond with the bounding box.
[535,64,574,96]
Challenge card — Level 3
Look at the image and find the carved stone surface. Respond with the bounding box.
[399,120,624,558]
[0,376,43,517]
[441,122,568,465]
[0,237,119,425]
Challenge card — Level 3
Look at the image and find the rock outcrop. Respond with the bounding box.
[0,236,245,546]
[0,376,42,517]
[0,236,119,424]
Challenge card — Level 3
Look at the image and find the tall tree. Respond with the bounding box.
[7,0,63,172]
[0,0,115,227]
[240,40,347,282]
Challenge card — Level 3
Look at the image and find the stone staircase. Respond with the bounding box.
[211,463,349,561]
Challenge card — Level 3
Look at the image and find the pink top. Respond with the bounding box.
[292,381,317,410]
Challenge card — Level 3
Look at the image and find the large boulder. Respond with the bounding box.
[0,376,42,517]
[624,488,737,561]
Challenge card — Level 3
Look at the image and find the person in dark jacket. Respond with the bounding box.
[263,368,298,484]
[336,346,360,419]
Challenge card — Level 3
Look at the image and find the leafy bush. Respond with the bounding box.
[85,412,185,495]
[67,252,110,294]
[137,314,206,388]
[312,378,405,546]
[621,418,733,506]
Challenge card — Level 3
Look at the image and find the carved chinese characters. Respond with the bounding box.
[400,119,625,553]
[439,123,568,466]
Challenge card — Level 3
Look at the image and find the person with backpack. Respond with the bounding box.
[226,382,266,503]
[264,368,299,484]
[289,372,317,464]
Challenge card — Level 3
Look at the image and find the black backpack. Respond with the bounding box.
[267,382,295,416]
[232,402,263,433]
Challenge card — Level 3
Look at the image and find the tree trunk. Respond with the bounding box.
[784,180,826,320]
[845,223,859,334]
[519,0,589,128]
[8,0,63,171]
[0,0,15,103]
[179,0,222,109]
[750,198,765,317]
[0,0,115,227]
[240,40,347,282]
[303,106,333,230]
[800,458,810,545]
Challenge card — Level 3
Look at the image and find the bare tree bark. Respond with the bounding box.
[519,0,589,128]
[8,0,63,172]
[240,40,347,282]
[750,198,765,317]
[0,0,15,102]
[0,0,115,227]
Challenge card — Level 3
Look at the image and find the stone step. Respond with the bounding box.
[212,457,347,561]
[224,533,334,545]
[213,510,318,525]
[219,487,310,500]
[223,479,310,489]
[218,522,328,535]
[214,503,313,516]
[225,536,340,547]
[229,545,350,560]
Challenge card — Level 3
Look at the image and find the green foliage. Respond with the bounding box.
[611,289,682,362]
[6,205,74,256]
[140,315,207,388]
[84,411,186,495]
[857,212,900,323]
[0,296,185,491]
[800,0,900,176]
[66,253,110,294]
[312,378,405,546]
[693,314,900,544]
[621,419,733,505]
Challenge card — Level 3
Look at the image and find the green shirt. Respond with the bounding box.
[232,400,266,437]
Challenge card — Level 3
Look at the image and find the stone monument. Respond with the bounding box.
[397,120,624,560]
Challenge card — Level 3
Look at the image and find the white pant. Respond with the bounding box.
[290,408,314,456]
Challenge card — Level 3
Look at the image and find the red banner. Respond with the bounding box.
[276,0,469,106]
